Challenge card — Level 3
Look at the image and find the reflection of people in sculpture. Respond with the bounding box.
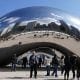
[38,55,42,68]
[22,57,28,69]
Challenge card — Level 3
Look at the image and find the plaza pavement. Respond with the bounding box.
[0,70,78,80]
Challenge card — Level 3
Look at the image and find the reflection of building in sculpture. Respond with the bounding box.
[0,6,80,66]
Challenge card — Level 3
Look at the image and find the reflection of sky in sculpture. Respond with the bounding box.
[0,6,80,31]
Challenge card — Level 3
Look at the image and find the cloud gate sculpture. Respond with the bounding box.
[0,6,80,66]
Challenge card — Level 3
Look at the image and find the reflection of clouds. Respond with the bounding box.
[0,12,80,32]
[68,16,80,31]
[37,17,59,25]
[19,17,61,26]
[1,23,15,36]
[0,17,7,21]
[19,20,36,26]
[0,22,1,27]
[3,17,20,23]
[70,16,80,25]
[51,13,63,19]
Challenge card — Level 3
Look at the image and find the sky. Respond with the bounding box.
[0,0,80,18]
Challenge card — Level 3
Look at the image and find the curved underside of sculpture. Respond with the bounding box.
[0,42,74,66]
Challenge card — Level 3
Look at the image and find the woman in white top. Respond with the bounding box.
[45,59,51,76]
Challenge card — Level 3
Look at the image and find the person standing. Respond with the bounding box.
[51,55,59,77]
[22,57,28,69]
[42,54,45,65]
[64,55,71,80]
[38,55,42,68]
[29,51,38,78]
[60,55,65,75]
[76,57,80,80]
[45,59,51,76]
[11,54,17,71]
[70,55,76,79]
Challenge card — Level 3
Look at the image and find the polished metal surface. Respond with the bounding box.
[0,6,80,66]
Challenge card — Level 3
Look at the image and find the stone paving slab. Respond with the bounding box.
[0,71,78,80]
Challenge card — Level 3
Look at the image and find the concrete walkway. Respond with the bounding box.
[0,71,78,80]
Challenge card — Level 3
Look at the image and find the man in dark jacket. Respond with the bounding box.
[51,55,59,77]
[76,57,80,80]
[29,51,38,78]
[64,55,71,80]
[70,55,76,79]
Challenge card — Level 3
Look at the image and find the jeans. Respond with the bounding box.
[52,64,58,77]
[11,63,16,71]
[46,65,50,76]
[30,64,37,78]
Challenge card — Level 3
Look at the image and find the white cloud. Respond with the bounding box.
[3,17,20,23]
[0,17,7,21]
[51,13,63,19]
[70,17,80,26]
[68,16,80,31]
[1,23,15,36]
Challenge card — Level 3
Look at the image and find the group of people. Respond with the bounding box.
[11,51,80,80]
[59,55,80,80]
